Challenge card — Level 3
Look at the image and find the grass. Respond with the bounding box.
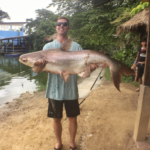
[131,81,139,87]
[37,83,47,91]
[104,67,112,81]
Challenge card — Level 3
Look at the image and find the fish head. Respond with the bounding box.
[19,52,41,67]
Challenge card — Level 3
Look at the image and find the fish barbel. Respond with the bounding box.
[19,39,134,91]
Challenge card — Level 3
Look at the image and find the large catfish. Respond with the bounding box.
[19,39,134,91]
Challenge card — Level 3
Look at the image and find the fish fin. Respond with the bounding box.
[110,68,122,92]
[109,58,134,91]
[90,64,98,72]
[33,59,47,73]
[78,66,91,78]
[111,58,134,76]
[60,71,70,82]
[59,39,73,51]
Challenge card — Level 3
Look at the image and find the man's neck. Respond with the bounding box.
[57,35,68,44]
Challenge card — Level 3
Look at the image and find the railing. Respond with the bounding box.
[0,47,29,53]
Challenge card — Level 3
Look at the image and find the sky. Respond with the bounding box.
[1,0,57,22]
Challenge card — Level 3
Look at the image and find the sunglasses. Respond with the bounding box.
[56,22,68,26]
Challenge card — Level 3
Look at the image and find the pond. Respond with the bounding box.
[0,55,47,106]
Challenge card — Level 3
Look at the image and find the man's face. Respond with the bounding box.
[56,19,70,36]
[141,41,147,47]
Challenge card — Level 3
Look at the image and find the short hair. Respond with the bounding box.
[141,38,147,42]
[57,16,69,26]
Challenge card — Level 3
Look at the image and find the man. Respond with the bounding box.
[132,38,147,92]
[43,16,82,150]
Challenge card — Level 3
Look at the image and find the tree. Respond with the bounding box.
[0,9,10,21]
[25,9,58,50]
[68,4,129,51]
[47,0,140,52]
[47,0,92,15]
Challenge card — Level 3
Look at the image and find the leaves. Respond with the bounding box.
[47,0,92,15]
[130,2,149,17]
[0,9,10,21]
[25,9,58,50]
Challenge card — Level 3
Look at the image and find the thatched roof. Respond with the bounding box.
[117,8,149,35]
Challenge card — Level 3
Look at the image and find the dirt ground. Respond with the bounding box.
[0,78,145,150]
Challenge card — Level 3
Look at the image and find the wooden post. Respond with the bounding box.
[0,40,1,52]
[12,39,14,53]
[6,43,7,53]
[133,85,150,141]
[133,1,150,142]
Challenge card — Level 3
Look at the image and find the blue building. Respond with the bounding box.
[0,22,30,53]
[0,22,26,38]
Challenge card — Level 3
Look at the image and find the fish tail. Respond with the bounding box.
[109,58,134,91]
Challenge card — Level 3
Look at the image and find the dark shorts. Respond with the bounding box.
[47,98,80,118]
[137,63,145,78]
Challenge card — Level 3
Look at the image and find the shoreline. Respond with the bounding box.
[0,78,140,150]
[0,76,86,109]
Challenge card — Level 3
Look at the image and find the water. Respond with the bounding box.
[0,55,47,105]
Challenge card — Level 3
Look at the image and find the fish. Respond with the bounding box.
[19,39,134,91]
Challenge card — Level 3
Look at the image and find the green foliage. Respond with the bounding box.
[113,32,140,66]
[104,67,112,81]
[68,5,127,52]
[119,32,141,49]
[132,81,139,87]
[0,9,10,21]
[31,72,47,91]
[110,8,131,26]
[130,2,149,17]
[32,20,56,50]
[47,0,92,15]
[25,9,58,50]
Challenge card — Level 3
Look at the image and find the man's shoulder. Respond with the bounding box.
[72,41,80,46]
[71,41,82,51]
[43,40,57,50]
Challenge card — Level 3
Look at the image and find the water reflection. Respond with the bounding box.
[0,55,47,105]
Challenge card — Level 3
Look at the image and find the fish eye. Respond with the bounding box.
[22,59,27,62]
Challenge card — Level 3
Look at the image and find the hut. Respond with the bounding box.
[117,8,149,38]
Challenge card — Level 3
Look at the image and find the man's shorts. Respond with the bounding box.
[47,98,80,118]
[137,63,145,78]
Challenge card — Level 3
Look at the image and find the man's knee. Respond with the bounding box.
[53,118,62,124]
[68,117,77,123]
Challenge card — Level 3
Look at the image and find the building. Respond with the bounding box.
[0,22,26,38]
[0,22,30,54]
